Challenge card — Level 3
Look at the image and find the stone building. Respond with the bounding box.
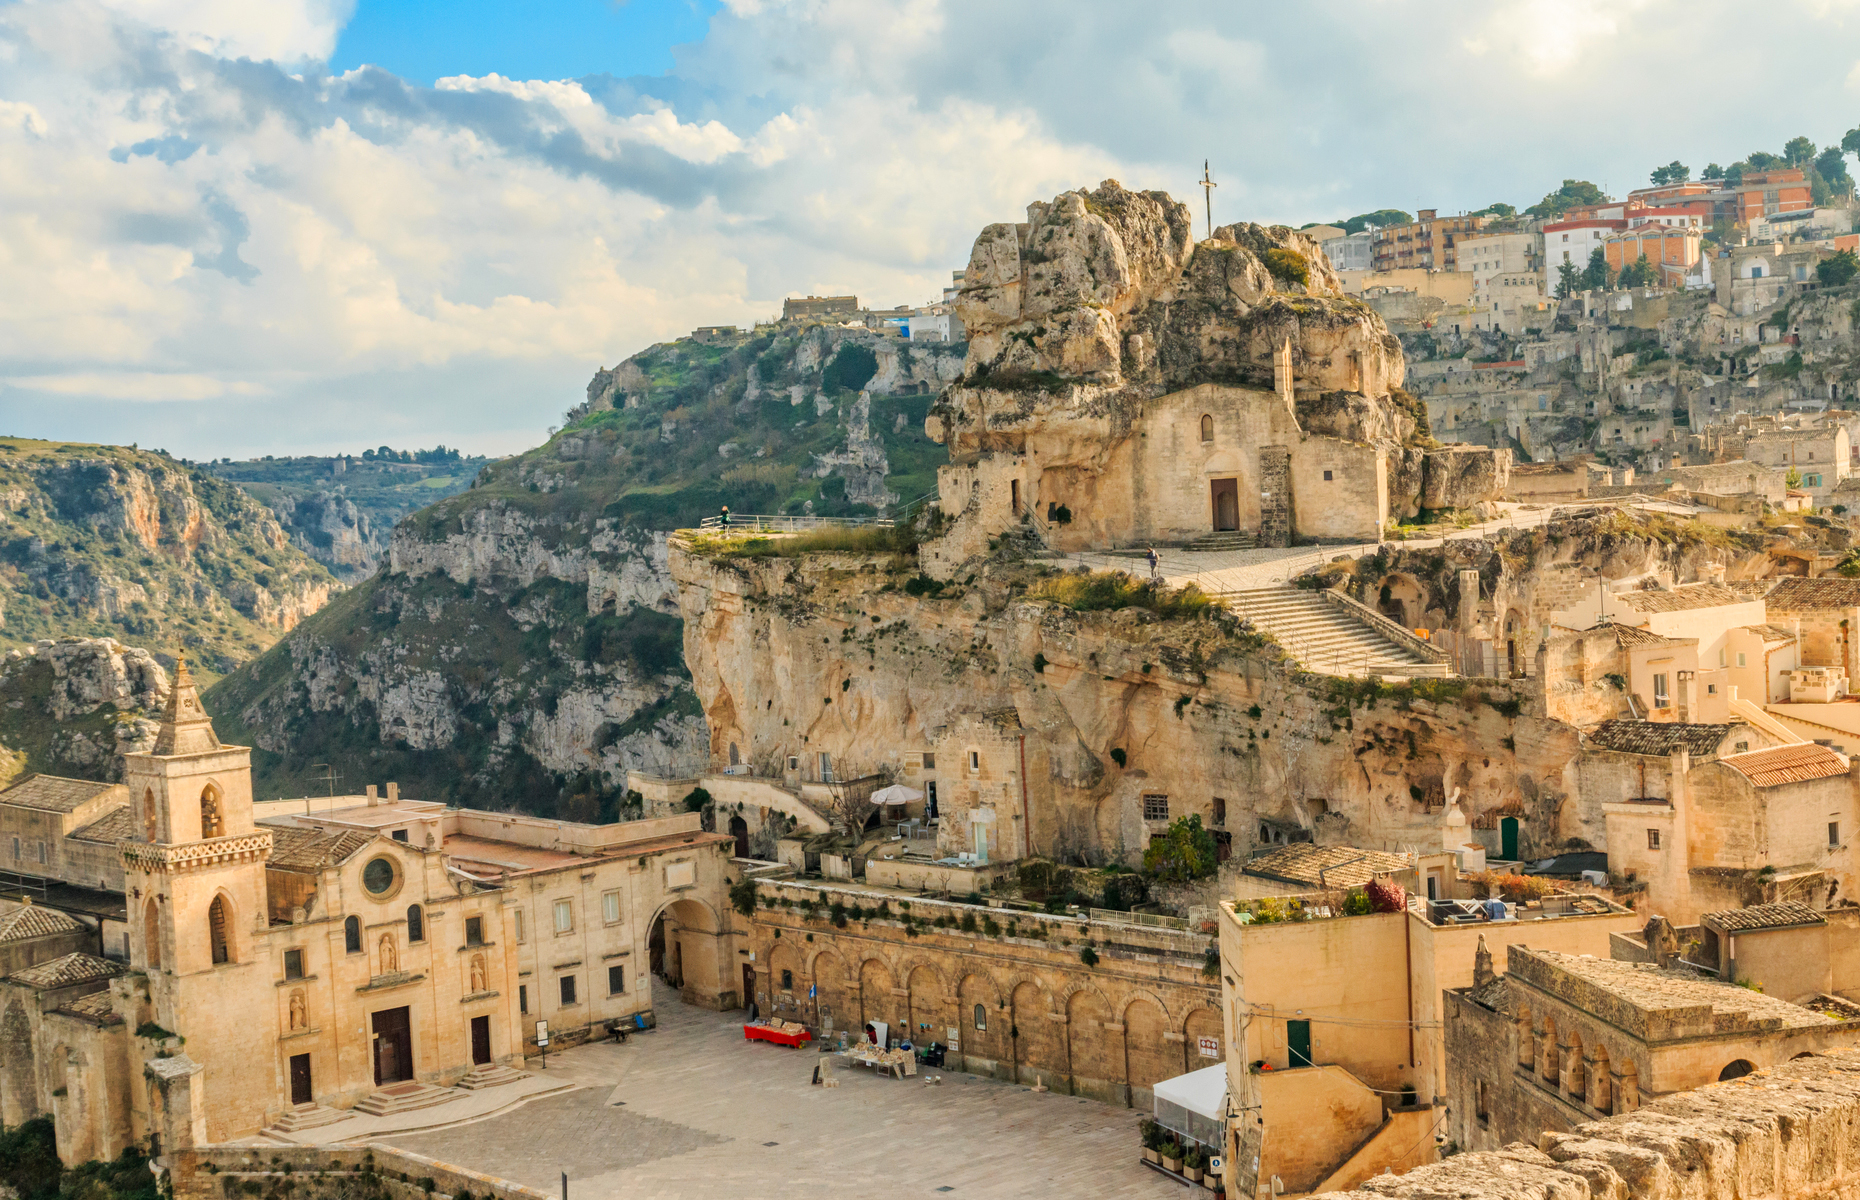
[1442,944,1860,1154]
[747,877,1220,1109]
[0,662,742,1162]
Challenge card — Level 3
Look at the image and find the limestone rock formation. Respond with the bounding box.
[0,637,170,782]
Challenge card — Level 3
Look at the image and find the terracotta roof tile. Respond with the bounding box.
[0,775,117,814]
[1612,584,1750,614]
[69,805,134,844]
[1608,624,1681,648]
[0,905,82,942]
[1742,623,1797,643]
[1585,720,1735,758]
[1702,900,1827,933]
[1243,844,1410,890]
[1719,742,1850,787]
[53,991,120,1025]
[1766,577,1860,610]
[264,825,374,872]
[10,952,123,989]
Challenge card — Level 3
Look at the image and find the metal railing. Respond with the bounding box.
[1013,500,1055,550]
[697,513,894,532]
[1089,908,1190,931]
[894,490,939,519]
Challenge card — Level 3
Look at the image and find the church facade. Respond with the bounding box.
[0,663,741,1162]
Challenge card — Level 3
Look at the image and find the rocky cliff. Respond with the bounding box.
[207,325,965,814]
[0,637,170,783]
[0,439,338,678]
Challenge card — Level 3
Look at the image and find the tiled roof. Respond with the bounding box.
[1724,581,1779,600]
[0,905,81,942]
[1719,742,1850,787]
[1608,624,1680,648]
[69,805,134,844]
[0,775,117,814]
[1612,584,1750,614]
[1585,720,1734,758]
[1243,844,1410,890]
[1742,623,1797,643]
[1766,577,1860,611]
[53,991,120,1025]
[265,825,373,872]
[10,952,124,989]
[1703,900,1827,933]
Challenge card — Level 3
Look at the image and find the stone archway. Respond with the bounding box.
[906,964,947,1048]
[1123,997,1173,1108]
[1182,1006,1223,1075]
[1065,988,1117,1103]
[1011,981,1057,1087]
[0,1000,35,1126]
[648,897,732,1009]
[808,947,849,1039]
[858,959,897,1037]
[957,973,1004,1073]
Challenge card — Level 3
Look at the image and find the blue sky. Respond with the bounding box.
[330,0,721,86]
[2,0,1859,460]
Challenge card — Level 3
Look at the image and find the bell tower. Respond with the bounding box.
[121,659,274,1141]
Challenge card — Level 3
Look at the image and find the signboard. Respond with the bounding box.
[535,1020,550,1047]
[1197,1036,1220,1059]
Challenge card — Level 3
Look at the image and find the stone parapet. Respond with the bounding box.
[120,830,272,874]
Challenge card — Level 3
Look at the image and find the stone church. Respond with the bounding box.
[0,663,740,1162]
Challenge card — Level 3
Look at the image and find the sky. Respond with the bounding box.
[3,0,1860,459]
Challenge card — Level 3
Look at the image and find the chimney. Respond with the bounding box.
[387,782,400,804]
[1676,670,1696,724]
[365,785,378,805]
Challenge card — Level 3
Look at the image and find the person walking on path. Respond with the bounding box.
[719,505,731,529]
[1146,547,1159,580]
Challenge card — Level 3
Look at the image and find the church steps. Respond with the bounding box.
[1220,585,1449,679]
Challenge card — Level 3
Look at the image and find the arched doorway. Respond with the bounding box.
[1210,479,1239,531]
[1500,817,1520,861]
[647,898,730,1009]
[1719,1058,1756,1081]
[1011,981,1056,1086]
[1123,998,1172,1109]
[729,815,750,859]
[1066,989,1116,1103]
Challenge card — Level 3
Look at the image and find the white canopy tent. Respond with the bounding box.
[870,785,924,807]
[1153,1064,1226,1149]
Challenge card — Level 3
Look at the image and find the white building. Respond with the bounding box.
[1456,232,1537,288]
[1320,231,1374,272]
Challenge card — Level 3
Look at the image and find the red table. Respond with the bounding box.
[743,1023,812,1048]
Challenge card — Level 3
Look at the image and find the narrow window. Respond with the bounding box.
[465,916,485,946]
[780,968,794,991]
[145,898,161,968]
[208,895,230,965]
[1647,829,1661,850]
[519,984,529,1014]
[9,837,16,861]
[554,899,573,933]
[973,1003,987,1032]
[1200,414,1214,443]
[560,975,577,1006]
[968,751,980,772]
[1212,797,1227,826]
[603,891,621,925]
[1832,822,1842,848]
[1737,652,1748,668]
[608,966,625,996]
[143,789,157,842]
[1653,673,1670,708]
[284,949,304,980]
[406,905,424,943]
[514,910,526,943]
[344,916,361,954]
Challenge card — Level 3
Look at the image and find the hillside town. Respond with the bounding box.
[12,123,1860,1200]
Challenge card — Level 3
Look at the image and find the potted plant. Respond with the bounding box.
[1161,1141,1183,1174]
[1139,1119,1161,1164]
[1184,1147,1204,1183]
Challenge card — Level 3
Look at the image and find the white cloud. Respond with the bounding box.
[4,372,265,401]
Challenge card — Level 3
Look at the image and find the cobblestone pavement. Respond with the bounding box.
[384,998,1176,1200]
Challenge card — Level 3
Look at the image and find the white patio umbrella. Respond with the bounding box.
[870,784,924,806]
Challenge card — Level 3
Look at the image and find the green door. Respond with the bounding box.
[1287,1019,1313,1068]
[1500,818,1519,860]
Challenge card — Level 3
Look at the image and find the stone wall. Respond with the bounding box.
[173,1145,546,1200]
[1316,1050,1860,1200]
[747,878,1220,1109]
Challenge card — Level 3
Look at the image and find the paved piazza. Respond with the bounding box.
[384,993,1178,1199]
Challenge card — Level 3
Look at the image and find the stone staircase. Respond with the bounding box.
[354,1081,463,1116]
[1222,586,1450,678]
[1185,530,1258,552]
[458,1062,529,1090]
[268,1103,354,1134]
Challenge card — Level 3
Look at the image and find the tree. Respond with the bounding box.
[823,768,885,836]
[1747,150,1783,171]
[1581,247,1612,292]
[1784,136,1817,167]
[1340,208,1413,235]
[1618,253,1658,289]
[1556,260,1580,299]
[1140,814,1217,884]
[1814,146,1853,203]
[1470,201,1517,218]
[1819,250,1860,287]
[1526,179,1607,219]
[1704,162,1725,180]
[1787,466,1804,489]
[1649,160,1690,186]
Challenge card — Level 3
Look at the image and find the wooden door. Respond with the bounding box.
[470,1016,491,1066]
[729,816,750,859]
[1210,479,1239,531]
[289,1053,312,1105]
[371,1007,413,1085]
[1501,817,1520,861]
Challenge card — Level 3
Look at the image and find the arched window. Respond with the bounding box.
[144,898,161,969]
[344,916,362,954]
[1719,1058,1756,1081]
[407,905,424,943]
[973,1003,987,1032]
[200,785,223,840]
[208,895,230,965]
[143,789,157,843]
[1200,414,1214,443]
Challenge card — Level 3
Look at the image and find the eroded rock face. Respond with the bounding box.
[0,638,169,781]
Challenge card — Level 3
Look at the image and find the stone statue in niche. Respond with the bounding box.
[470,954,487,994]
[379,933,398,974]
[288,989,307,1030]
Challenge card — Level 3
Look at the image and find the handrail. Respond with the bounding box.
[895,490,940,518]
[1014,500,1053,549]
[696,513,895,531]
[1318,588,1452,665]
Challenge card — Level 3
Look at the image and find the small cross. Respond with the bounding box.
[1199,160,1218,241]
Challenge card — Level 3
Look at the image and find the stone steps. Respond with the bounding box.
[1222,586,1450,678]
[1185,531,1258,552]
[268,1104,354,1134]
[457,1063,529,1091]
[354,1082,463,1116]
